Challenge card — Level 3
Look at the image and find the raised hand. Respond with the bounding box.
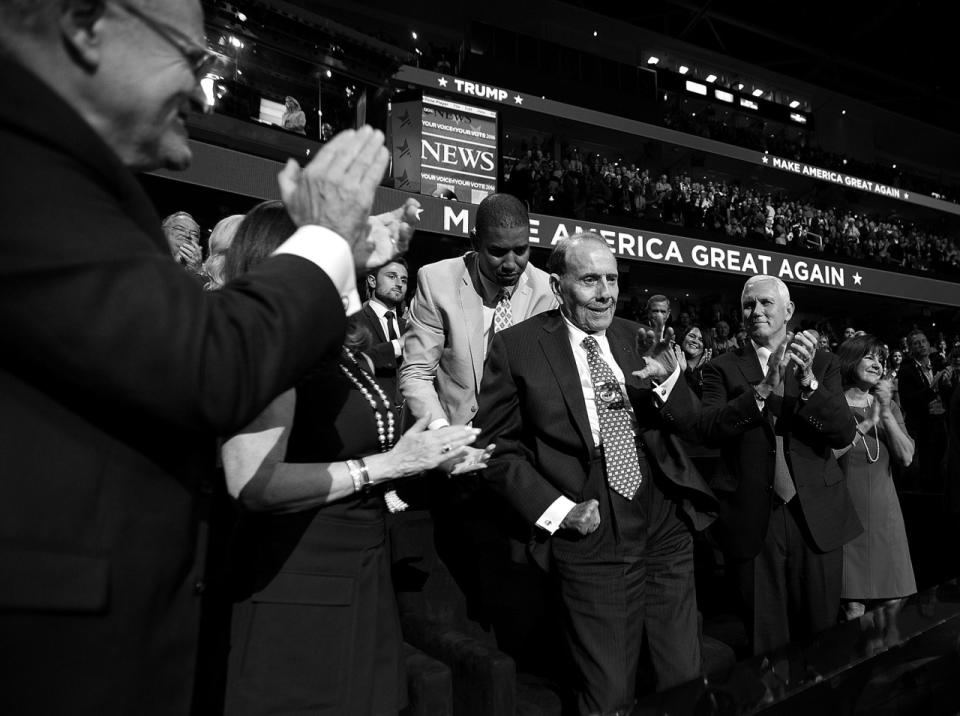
[278,126,390,254]
[786,329,818,386]
[874,378,893,409]
[177,240,202,273]
[360,198,421,270]
[560,499,600,535]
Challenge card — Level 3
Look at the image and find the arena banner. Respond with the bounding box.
[372,186,960,307]
[393,66,960,218]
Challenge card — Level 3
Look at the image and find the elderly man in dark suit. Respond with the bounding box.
[476,232,717,715]
[0,1,413,713]
[700,275,862,655]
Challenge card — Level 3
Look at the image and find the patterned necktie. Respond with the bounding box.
[384,311,398,341]
[492,288,513,334]
[582,336,643,500]
[768,379,796,503]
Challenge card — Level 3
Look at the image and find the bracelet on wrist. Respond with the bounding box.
[347,458,372,494]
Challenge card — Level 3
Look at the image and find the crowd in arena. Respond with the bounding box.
[502,142,960,278]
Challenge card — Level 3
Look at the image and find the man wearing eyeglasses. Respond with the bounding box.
[0,2,416,714]
[162,210,204,275]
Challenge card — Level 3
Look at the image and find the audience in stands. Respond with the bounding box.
[833,335,917,621]
[677,323,715,398]
[899,329,949,491]
[162,210,204,277]
[502,143,960,280]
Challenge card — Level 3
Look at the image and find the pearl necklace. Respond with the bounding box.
[339,347,396,452]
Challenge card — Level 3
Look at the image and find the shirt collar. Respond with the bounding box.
[367,297,395,318]
[477,264,525,304]
[562,314,607,345]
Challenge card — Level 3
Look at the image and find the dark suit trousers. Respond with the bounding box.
[551,449,701,715]
[733,499,842,655]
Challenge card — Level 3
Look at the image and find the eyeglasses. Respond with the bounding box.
[170,224,201,240]
[112,1,219,79]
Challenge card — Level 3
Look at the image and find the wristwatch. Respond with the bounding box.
[800,377,819,399]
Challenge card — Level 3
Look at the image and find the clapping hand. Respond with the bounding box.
[361,197,421,270]
[177,240,202,273]
[278,126,390,263]
[633,343,682,382]
[443,443,496,475]
[389,417,480,477]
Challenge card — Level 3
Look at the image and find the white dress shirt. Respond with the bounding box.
[536,316,682,533]
[367,296,403,357]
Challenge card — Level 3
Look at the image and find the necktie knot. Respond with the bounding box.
[492,288,514,335]
[384,310,398,340]
[581,336,600,354]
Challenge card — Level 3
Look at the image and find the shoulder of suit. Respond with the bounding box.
[417,253,472,281]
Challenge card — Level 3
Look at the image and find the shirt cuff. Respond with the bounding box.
[651,363,682,405]
[428,418,451,430]
[272,225,361,315]
[536,496,577,534]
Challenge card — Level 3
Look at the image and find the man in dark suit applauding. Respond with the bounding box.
[700,275,861,655]
[476,232,716,715]
[0,1,412,713]
[360,258,409,404]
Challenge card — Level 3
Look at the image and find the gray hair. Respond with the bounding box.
[161,211,198,229]
[546,231,609,275]
[741,274,790,306]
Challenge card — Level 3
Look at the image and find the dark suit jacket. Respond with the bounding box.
[358,300,405,403]
[0,57,346,714]
[699,343,862,560]
[898,358,938,435]
[476,311,717,541]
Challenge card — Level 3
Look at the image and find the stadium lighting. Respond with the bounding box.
[841,109,847,115]
[736,83,745,90]
[705,74,717,83]
[789,112,807,124]
[714,89,734,103]
[751,88,763,97]
[647,56,660,65]
[593,30,598,37]
[685,80,707,96]
[237,11,247,21]
[679,65,689,75]
[740,98,758,110]
[789,100,800,109]
[411,31,418,40]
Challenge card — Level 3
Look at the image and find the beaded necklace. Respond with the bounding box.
[849,396,880,464]
[339,347,396,452]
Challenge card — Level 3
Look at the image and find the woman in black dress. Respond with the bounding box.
[220,201,490,715]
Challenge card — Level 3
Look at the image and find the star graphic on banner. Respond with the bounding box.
[904,192,910,200]
[437,77,448,87]
[852,272,863,285]
[514,94,523,104]
[761,155,769,164]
